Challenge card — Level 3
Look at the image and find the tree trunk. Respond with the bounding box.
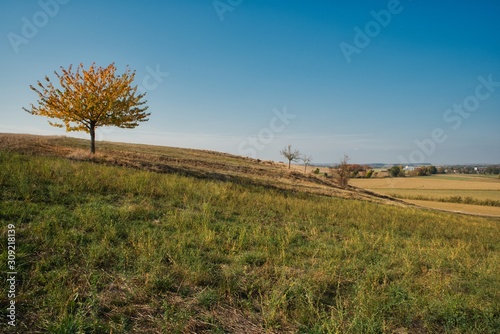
[90,124,96,154]
[288,160,291,169]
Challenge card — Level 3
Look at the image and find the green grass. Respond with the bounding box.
[432,174,500,181]
[388,193,500,207]
[383,188,500,203]
[1,151,499,333]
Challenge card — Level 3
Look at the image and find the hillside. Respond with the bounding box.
[0,133,499,333]
[0,134,404,205]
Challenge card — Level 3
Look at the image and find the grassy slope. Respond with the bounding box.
[0,135,499,333]
[0,134,400,205]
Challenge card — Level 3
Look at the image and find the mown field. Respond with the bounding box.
[350,174,500,217]
[1,147,499,333]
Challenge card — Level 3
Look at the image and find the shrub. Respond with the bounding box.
[389,166,401,177]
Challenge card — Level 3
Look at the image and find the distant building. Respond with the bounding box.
[403,165,415,172]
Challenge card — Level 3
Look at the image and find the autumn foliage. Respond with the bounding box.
[24,63,149,153]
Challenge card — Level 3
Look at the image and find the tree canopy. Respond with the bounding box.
[24,63,149,153]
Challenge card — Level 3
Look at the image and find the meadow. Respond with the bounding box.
[0,136,499,333]
[350,174,500,217]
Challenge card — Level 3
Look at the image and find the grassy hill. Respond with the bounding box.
[1,134,499,333]
[0,134,404,205]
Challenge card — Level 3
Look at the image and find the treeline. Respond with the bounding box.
[447,165,500,174]
[393,165,438,177]
[389,194,500,208]
[279,145,499,182]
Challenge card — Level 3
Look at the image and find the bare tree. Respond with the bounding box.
[336,154,350,188]
[280,145,301,169]
[301,155,313,173]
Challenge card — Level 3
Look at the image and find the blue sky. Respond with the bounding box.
[1,0,499,164]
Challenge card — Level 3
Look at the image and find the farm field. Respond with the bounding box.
[0,134,499,333]
[405,199,500,217]
[350,174,500,217]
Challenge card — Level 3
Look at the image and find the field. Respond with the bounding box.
[350,174,500,217]
[1,134,499,333]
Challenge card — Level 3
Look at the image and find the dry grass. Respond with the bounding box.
[405,199,500,217]
[350,174,500,216]
[351,174,500,191]
[374,189,500,201]
[1,134,499,333]
[0,133,405,206]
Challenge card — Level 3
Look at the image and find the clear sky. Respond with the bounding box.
[1,0,499,164]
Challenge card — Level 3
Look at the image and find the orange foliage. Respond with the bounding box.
[24,63,149,153]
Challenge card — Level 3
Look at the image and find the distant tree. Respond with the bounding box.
[427,165,438,175]
[24,63,149,154]
[463,166,474,174]
[336,154,350,188]
[300,155,313,173]
[347,164,363,178]
[485,166,500,174]
[389,165,401,177]
[313,168,320,175]
[280,145,301,169]
[417,167,428,176]
[366,169,374,178]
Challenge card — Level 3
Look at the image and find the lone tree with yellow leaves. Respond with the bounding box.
[24,63,149,154]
